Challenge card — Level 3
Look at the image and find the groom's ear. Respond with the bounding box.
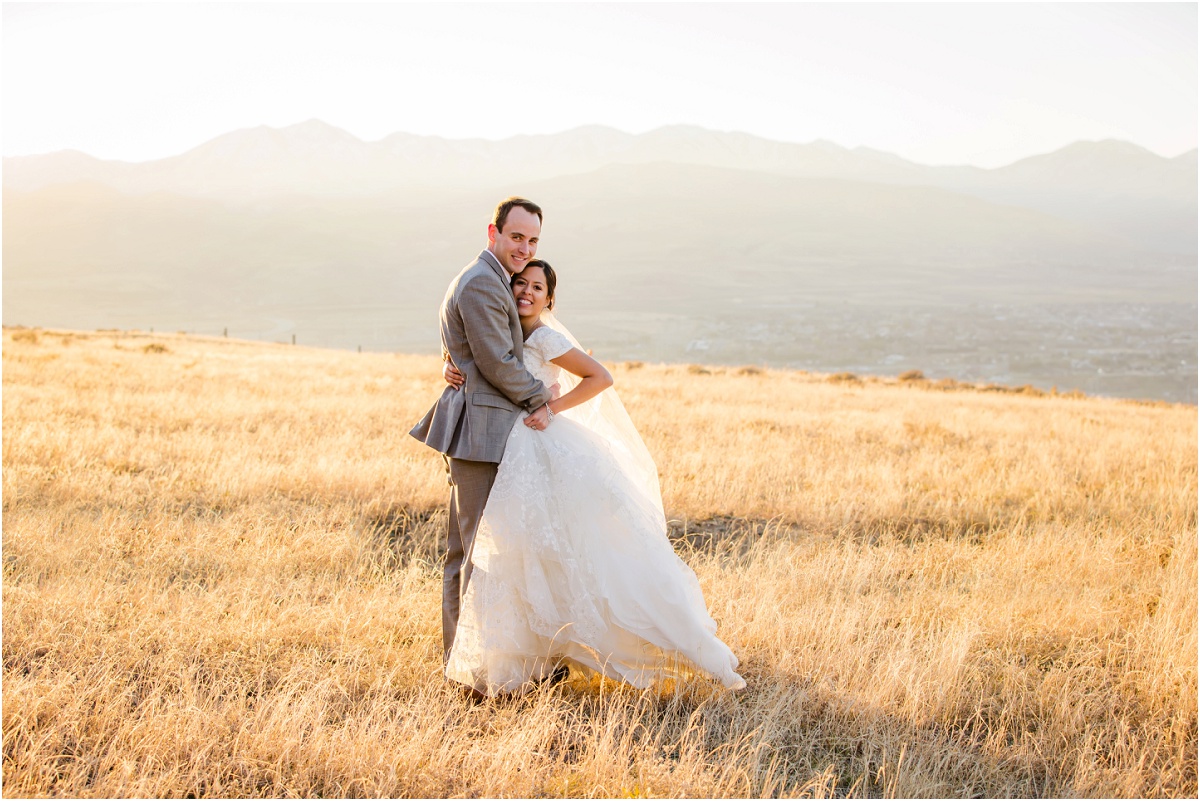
[486,223,499,246]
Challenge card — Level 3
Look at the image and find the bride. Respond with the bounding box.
[441,259,745,696]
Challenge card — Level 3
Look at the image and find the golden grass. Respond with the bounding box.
[3,327,1196,797]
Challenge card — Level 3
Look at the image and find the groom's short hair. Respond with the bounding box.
[493,197,543,232]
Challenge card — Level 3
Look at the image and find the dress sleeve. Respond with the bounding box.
[536,327,574,361]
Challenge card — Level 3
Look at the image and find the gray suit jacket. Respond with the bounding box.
[409,250,551,463]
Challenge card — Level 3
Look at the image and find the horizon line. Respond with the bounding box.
[4,120,1196,171]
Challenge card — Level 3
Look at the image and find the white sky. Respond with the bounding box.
[3,1,1196,167]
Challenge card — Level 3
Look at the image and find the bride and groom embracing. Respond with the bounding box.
[410,197,745,698]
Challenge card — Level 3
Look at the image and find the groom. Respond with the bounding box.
[410,196,555,664]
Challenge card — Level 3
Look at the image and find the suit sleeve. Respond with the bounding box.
[459,277,551,411]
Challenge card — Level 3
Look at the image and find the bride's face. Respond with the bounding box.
[512,266,550,319]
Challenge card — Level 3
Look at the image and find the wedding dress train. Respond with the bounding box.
[445,322,745,695]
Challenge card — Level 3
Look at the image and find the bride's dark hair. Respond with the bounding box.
[512,259,557,311]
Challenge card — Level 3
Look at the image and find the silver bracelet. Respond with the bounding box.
[545,403,555,423]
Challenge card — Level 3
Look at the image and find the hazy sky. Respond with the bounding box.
[3,2,1196,167]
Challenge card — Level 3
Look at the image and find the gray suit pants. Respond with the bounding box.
[443,456,499,663]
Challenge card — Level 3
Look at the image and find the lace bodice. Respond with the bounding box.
[524,325,573,387]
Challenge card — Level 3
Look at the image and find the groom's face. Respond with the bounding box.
[487,207,541,275]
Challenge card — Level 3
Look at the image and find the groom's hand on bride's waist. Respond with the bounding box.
[524,404,551,431]
[548,382,561,400]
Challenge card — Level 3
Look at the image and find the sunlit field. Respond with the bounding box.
[3,327,1196,797]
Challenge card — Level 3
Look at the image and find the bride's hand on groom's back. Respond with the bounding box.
[443,358,465,390]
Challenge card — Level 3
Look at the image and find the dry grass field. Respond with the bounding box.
[3,327,1196,798]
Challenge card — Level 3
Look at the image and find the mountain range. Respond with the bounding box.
[3,121,1196,401]
[6,120,1196,253]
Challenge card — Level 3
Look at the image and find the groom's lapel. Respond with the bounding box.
[479,249,507,283]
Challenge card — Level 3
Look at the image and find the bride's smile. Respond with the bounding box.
[513,267,550,319]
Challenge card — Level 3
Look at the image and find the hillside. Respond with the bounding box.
[2,327,1196,797]
[2,162,1159,312]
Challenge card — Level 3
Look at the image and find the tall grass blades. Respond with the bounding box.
[3,328,1196,797]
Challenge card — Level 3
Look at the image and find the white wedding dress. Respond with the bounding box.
[445,321,746,695]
